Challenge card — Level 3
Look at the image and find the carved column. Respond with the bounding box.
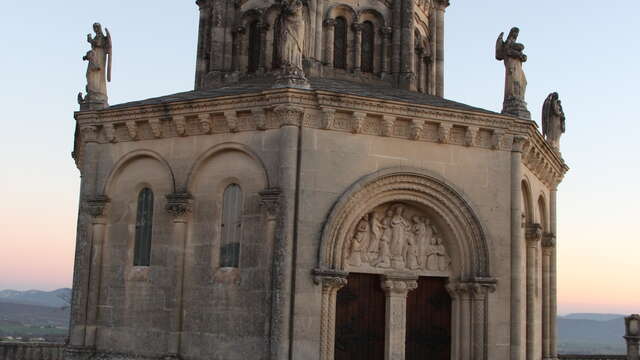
[511,136,526,360]
[315,0,324,61]
[391,0,401,79]
[69,125,100,348]
[434,0,449,97]
[259,23,270,73]
[380,27,392,77]
[399,0,416,90]
[458,284,473,360]
[526,223,542,360]
[84,196,110,347]
[542,233,555,360]
[232,26,246,72]
[324,19,336,67]
[352,23,363,74]
[549,188,558,359]
[270,105,304,360]
[380,275,417,360]
[195,0,212,88]
[471,282,497,360]
[446,283,461,360]
[313,270,348,360]
[428,6,437,95]
[165,192,193,358]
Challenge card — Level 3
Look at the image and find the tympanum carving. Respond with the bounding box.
[345,203,451,274]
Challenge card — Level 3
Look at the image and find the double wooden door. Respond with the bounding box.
[335,274,451,360]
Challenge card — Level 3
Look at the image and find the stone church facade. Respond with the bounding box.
[67,1,568,360]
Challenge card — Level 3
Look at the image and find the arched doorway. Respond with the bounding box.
[315,167,496,360]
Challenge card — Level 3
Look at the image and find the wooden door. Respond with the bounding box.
[335,273,385,360]
[406,277,452,360]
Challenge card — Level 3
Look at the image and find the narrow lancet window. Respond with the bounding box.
[361,21,374,73]
[248,20,261,73]
[134,187,154,266]
[220,184,242,268]
[334,17,348,70]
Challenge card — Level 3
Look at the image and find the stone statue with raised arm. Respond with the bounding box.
[78,23,112,110]
[496,27,531,119]
[542,92,566,152]
[274,0,309,88]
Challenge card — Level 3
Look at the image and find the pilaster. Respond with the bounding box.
[380,274,418,360]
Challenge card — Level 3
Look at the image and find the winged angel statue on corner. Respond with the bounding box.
[496,27,528,114]
[78,23,112,107]
[542,92,566,151]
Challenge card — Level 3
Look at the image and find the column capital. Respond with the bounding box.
[526,223,543,243]
[312,268,348,287]
[323,18,336,27]
[274,105,305,127]
[381,274,418,295]
[512,135,528,153]
[86,195,110,218]
[259,188,281,220]
[165,192,193,221]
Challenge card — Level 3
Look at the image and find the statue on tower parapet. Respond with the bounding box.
[542,92,566,152]
[78,23,112,110]
[274,0,310,89]
[496,27,530,119]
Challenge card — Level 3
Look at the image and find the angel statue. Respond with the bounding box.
[542,92,566,151]
[78,23,112,110]
[496,27,530,119]
[274,0,309,88]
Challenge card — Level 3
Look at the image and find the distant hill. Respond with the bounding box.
[0,288,71,308]
[0,302,69,328]
[562,313,626,322]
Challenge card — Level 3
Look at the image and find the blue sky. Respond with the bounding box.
[0,1,638,314]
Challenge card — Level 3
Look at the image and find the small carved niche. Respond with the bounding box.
[343,202,451,275]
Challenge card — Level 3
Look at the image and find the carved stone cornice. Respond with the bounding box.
[86,195,110,218]
[165,192,193,221]
[381,274,418,295]
[259,188,281,220]
[312,268,348,286]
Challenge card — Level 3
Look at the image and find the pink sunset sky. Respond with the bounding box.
[0,1,638,315]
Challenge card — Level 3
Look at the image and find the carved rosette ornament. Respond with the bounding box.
[274,105,305,127]
[344,202,452,274]
[165,192,193,221]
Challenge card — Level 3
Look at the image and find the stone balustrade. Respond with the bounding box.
[0,343,65,360]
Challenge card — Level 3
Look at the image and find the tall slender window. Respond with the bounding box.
[333,17,347,70]
[134,188,154,266]
[248,20,261,73]
[220,184,242,268]
[361,21,374,73]
[272,16,283,69]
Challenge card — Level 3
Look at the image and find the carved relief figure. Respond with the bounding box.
[496,27,530,119]
[79,23,112,108]
[278,0,305,72]
[347,215,370,267]
[542,92,566,151]
[345,203,451,273]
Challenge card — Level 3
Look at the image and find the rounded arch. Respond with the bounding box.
[102,149,176,196]
[357,8,386,27]
[325,4,357,23]
[185,142,271,191]
[318,167,491,279]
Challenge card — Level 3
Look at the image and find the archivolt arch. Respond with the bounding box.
[318,167,491,279]
[185,142,271,191]
[102,149,176,196]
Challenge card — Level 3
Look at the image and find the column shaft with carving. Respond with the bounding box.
[260,187,281,357]
[381,275,417,360]
[472,282,496,360]
[434,0,448,97]
[195,0,212,89]
[380,27,392,77]
[314,270,347,360]
[84,196,110,347]
[399,0,416,90]
[324,20,336,67]
[511,136,526,360]
[165,192,193,357]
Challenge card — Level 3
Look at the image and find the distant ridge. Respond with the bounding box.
[0,288,71,308]
[561,313,626,322]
